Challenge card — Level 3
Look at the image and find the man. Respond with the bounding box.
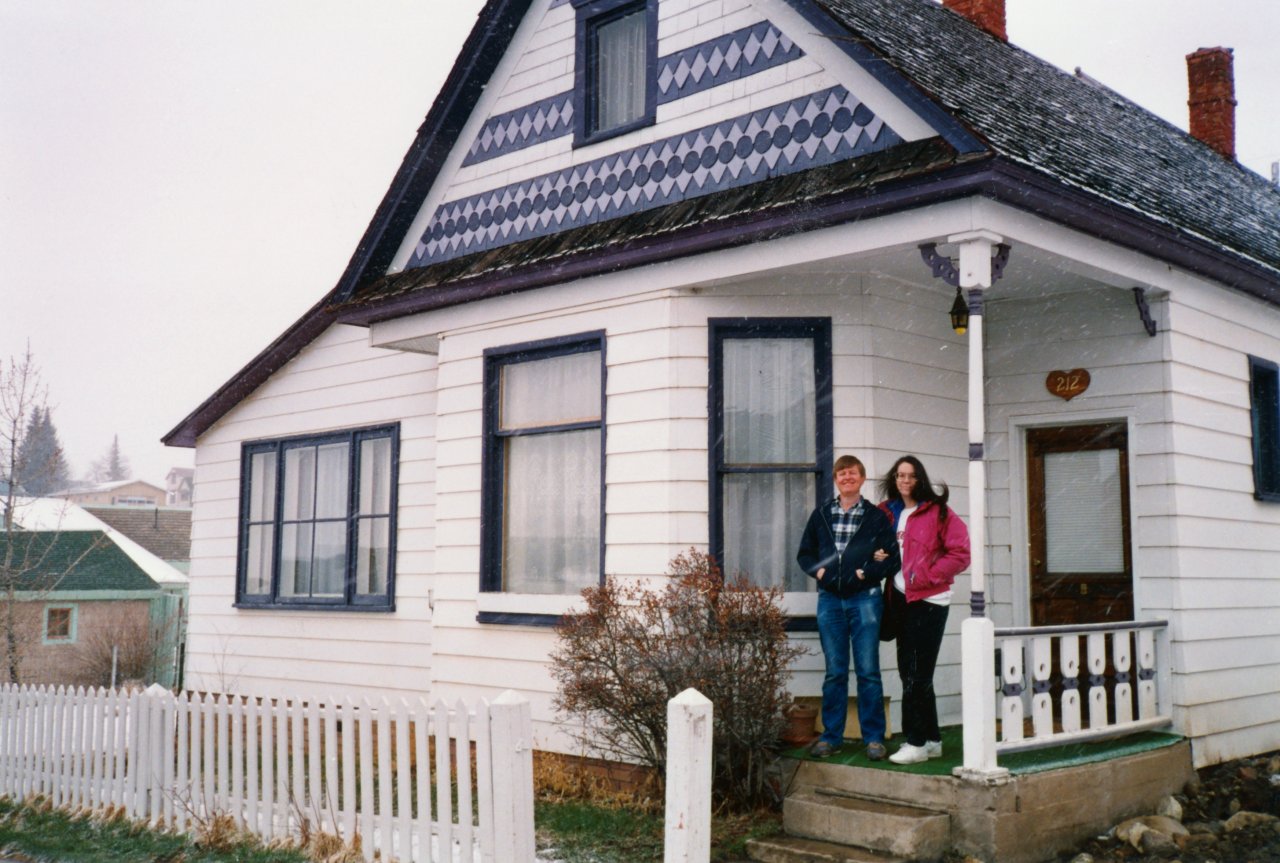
[796,455,900,760]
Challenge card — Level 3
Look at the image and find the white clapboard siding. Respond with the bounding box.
[185,323,439,703]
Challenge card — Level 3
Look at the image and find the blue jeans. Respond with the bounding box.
[816,588,885,746]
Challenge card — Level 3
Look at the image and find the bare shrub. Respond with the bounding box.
[69,605,175,687]
[551,549,807,810]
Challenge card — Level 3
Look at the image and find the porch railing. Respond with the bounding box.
[993,619,1171,755]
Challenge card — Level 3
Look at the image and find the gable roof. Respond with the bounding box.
[0,530,161,593]
[82,506,192,564]
[165,0,1280,448]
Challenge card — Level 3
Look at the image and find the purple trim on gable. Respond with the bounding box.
[162,298,341,448]
[779,0,987,155]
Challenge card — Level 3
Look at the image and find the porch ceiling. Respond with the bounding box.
[702,240,1121,305]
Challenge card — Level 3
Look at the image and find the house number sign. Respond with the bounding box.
[1046,369,1090,401]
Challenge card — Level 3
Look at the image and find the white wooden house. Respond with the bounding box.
[166,0,1280,775]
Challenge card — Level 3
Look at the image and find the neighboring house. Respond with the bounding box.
[4,498,188,687]
[165,467,194,507]
[165,0,1280,774]
[60,479,167,508]
[84,505,193,575]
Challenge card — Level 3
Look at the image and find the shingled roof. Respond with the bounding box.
[814,0,1280,276]
[165,0,1280,447]
[83,506,192,564]
[0,530,161,593]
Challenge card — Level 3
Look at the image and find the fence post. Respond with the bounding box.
[488,691,534,862]
[664,688,712,863]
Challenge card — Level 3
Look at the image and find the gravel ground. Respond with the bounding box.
[1044,749,1280,863]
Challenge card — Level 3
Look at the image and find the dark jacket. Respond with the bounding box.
[796,498,900,597]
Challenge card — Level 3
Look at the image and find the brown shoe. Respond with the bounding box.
[866,742,887,761]
[810,740,837,758]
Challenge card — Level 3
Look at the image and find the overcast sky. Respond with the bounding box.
[2,0,1277,489]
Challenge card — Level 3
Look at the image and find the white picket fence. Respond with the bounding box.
[0,683,535,862]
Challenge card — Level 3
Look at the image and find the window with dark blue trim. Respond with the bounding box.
[1249,355,1280,501]
[481,332,606,600]
[709,318,833,593]
[572,0,657,146]
[237,425,398,609]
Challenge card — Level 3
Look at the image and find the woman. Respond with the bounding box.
[876,455,970,765]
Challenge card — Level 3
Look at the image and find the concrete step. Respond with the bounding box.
[746,835,906,863]
[784,787,950,861]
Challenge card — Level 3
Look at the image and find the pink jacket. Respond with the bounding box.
[879,500,971,603]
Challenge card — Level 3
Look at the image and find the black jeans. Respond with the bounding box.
[895,597,949,746]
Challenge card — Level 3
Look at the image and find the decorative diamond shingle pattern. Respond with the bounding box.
[463,92,576,166]
[411,86,900,267]
[461,18,805,166]
[656,20,803,103]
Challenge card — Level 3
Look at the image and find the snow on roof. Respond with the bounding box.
[9,497,189,587]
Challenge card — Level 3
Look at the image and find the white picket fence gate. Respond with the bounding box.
[0,683,535,862]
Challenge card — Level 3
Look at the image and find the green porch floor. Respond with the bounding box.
[785,727,1183,776]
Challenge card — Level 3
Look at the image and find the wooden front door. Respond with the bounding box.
[1027,423,1133,625]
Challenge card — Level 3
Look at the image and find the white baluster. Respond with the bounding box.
[1059,635,1082,734]
[1137,629,1158,718]
[1113,631,1134,725]
[1087,632,1108,729]
[1031,636,1053,738]
[999,638,1025,743]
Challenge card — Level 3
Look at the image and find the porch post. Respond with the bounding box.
[949,230,1010,781]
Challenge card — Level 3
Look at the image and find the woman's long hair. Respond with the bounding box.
[878,455,949,519]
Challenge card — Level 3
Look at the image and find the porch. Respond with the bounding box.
[754,618,1181,862]
[751,730,1193,863]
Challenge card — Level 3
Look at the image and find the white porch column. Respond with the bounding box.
[949,230,1010,781]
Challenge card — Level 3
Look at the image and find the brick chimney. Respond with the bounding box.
[942,0,1007,41]
[1186,47,1236,160]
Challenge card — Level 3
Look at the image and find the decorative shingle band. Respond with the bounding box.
[461,18,804,165]
[410,86,901,267]
[463,92,575,167]
[656,21,803,104]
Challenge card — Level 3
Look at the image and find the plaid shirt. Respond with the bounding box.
[828,497,865,555]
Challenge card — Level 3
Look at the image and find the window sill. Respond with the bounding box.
[234,601,396,613]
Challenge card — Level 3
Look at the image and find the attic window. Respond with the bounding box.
[573,0,657,145]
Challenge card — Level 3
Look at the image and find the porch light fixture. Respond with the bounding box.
[949,286,969,334]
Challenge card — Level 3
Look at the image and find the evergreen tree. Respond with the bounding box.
[90,434,131,483]
[14,407,72,495]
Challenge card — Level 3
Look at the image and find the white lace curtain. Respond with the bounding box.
[720,338,817,592]
[501,350,602,594]
[594,9,646,131]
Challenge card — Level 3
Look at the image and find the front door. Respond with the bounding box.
[1027,423,1133,625]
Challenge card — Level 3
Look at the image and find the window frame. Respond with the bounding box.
[1249,355,1280,502]
[43,605,76,644]
[235,424,400,611]
[572,0,658,147]
[708,317,833,624]
[480,331,607,624]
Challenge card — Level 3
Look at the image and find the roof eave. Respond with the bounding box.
[337,157,1280,328]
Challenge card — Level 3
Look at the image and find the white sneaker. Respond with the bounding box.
[889,743,930,764]
[924,740,943,759]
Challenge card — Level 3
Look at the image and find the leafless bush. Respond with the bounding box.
[551,549,807,810]
[70,607,175,688]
